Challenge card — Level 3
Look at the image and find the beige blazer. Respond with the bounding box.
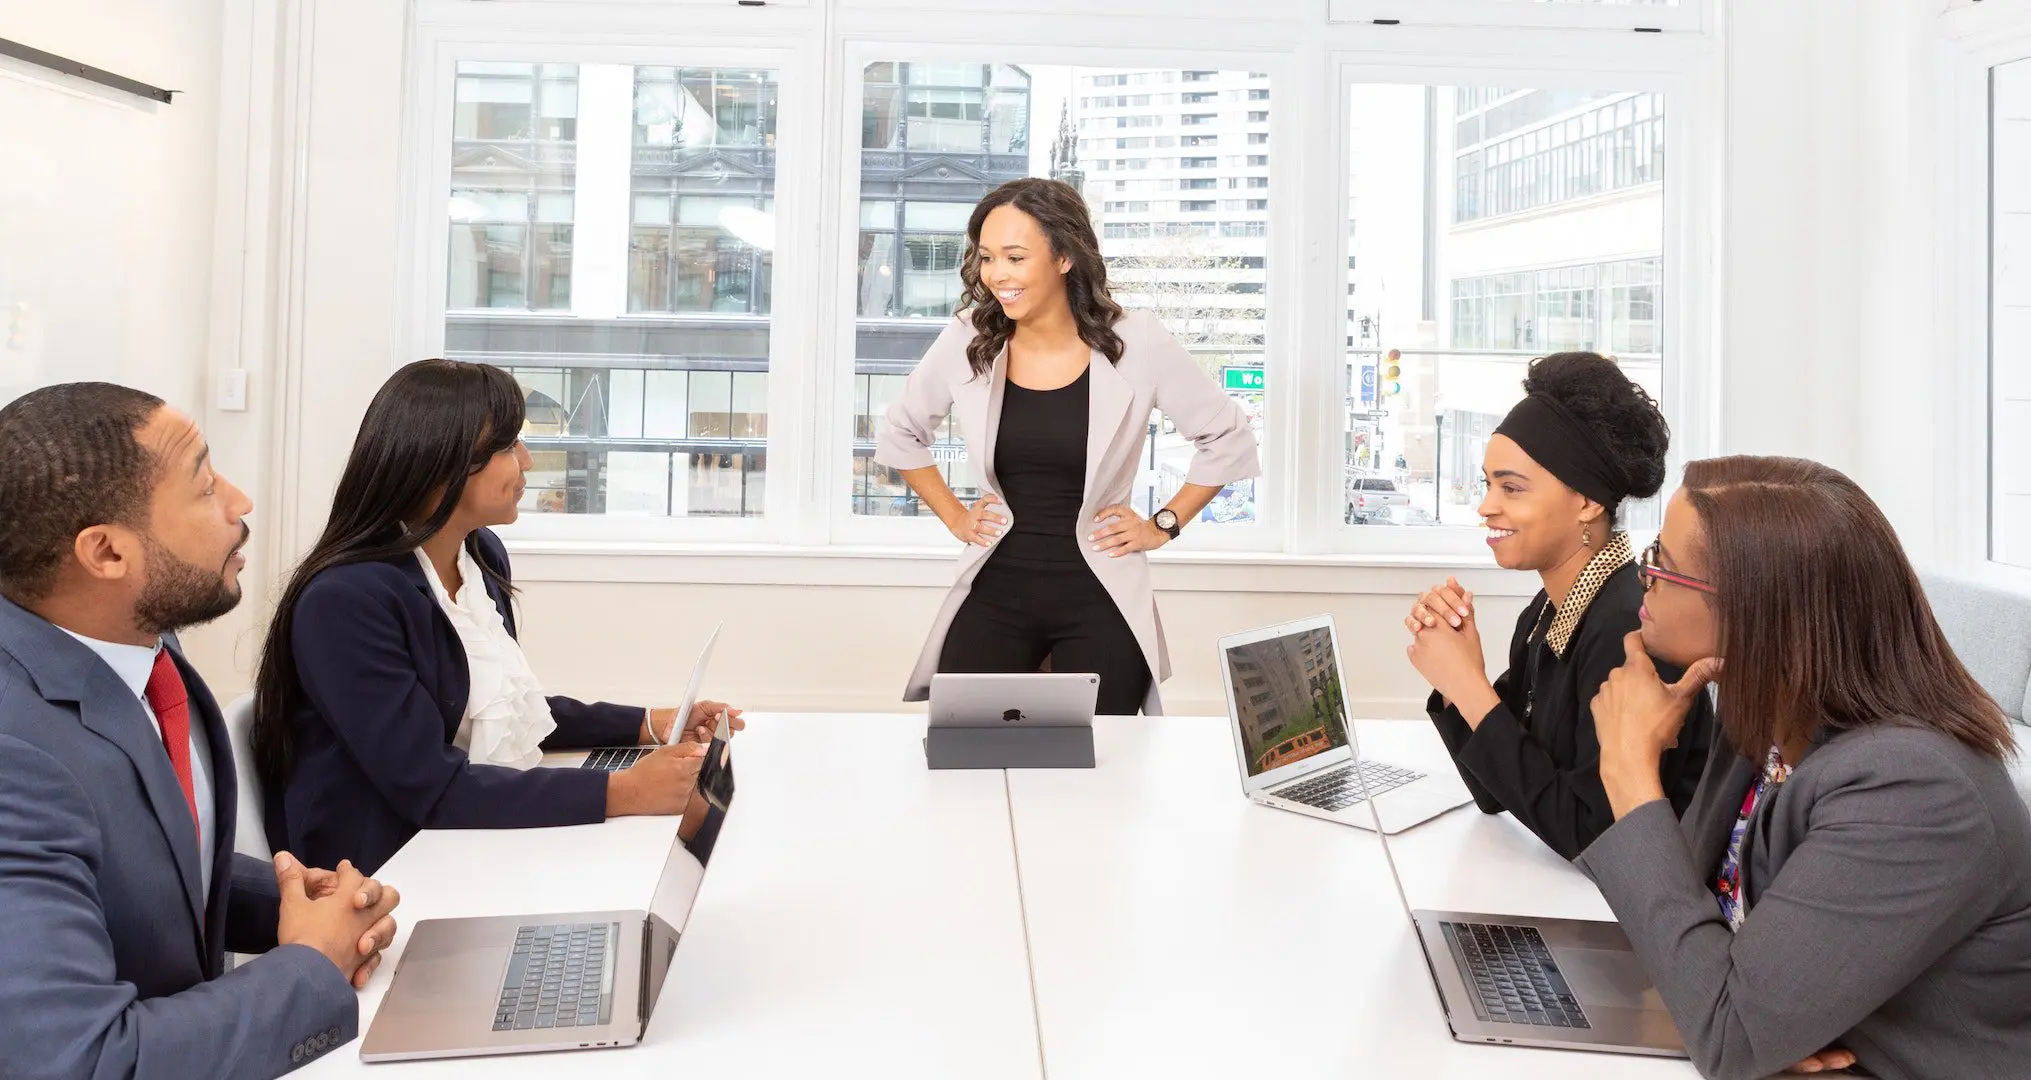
[874,309,1262,714]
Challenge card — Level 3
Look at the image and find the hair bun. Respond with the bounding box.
[1520,352,1669,504]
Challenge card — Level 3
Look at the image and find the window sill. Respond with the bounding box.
[504,538,1540,596]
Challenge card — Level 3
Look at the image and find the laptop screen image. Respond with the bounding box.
[1222,623,1354,779]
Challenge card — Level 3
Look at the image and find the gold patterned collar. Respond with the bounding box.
[1543,531,1633,658]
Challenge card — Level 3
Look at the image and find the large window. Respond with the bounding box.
[1992,56,2031,568]
[409,10,1709,557]
[1345,83,1666,529]
[849,63,1273,529]
[444,62,780,518]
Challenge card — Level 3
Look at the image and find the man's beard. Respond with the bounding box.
[133,527,246,635]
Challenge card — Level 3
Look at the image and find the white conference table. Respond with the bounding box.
[299,714,1042,1079]
[1007,716,1694,1080]
[301,713,1698,1078]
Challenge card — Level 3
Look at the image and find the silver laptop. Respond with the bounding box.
[928,672,1099,727]
[359,805,725,1061]
[1217,616,1472,833]
[544,624,722,773]
[1349,721,1686,1056]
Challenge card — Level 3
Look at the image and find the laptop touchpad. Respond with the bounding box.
[1558,948,1662,1011]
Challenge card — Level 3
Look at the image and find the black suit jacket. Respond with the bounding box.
[263,529,652,875]
[1425,563,1716,859]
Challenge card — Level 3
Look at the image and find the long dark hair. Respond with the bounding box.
[1683,456,2015,761]
[252,359,527,792]
[958,178,1124,378]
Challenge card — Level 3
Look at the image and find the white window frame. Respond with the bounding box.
[390,2,1721,576]
[1937,0,2031,588]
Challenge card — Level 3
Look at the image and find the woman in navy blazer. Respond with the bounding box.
[253,359,739,876]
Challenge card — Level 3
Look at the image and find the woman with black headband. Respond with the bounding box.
[1402,352,1715,859]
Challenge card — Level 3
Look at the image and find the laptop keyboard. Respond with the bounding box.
[1440,921,1592,1030]
[1273,760,1423,811]
[493,922,619,1032]
[580,747,649,772]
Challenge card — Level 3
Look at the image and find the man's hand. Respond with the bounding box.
[608,741,707,817]
[274,853,400,991]
[1591,633,1721,818]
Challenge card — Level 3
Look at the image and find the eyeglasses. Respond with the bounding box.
[1639,540,1716,595]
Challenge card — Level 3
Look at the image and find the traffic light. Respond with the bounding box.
[1378,349,1403,401]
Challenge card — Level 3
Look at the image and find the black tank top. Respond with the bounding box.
[990,367,1091,569]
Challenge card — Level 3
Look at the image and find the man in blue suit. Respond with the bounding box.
[0,383,402,1079]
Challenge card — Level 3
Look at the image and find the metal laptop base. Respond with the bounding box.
[923,725,1095,770]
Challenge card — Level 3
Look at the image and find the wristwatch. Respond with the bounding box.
[1152,508,1182,540]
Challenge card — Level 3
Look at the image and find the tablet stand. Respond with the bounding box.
[923,724,1096,769]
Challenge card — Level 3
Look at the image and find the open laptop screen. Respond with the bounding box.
[1222,623,1354,778]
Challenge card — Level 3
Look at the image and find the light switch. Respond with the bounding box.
[217,368,249,412]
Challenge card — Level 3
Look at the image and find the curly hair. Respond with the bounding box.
[958,178,1124,378]
[0,383,165,603]
[1520,351,1669,523]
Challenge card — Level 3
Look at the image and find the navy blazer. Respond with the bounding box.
[0,594,356,1079]
[264,529,648,876]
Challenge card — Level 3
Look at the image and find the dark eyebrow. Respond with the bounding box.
[1489,469,1528,481]
[191,445,211,481]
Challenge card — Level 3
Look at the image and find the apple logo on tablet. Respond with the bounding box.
[1003,709,1024,722]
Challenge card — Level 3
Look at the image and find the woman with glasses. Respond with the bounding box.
[1404,352,1715,859]
[1581,457,2031,1079]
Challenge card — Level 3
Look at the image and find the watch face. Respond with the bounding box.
[1155,509,1178,530]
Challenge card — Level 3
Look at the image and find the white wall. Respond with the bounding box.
[0,0,223,412]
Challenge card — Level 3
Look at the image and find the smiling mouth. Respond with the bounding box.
[995,288,1024,303]
[1486,527,1515,541]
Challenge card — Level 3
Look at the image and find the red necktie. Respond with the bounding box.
[144,649,200,842]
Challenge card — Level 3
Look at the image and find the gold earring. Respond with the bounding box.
[1580,523,1592,549]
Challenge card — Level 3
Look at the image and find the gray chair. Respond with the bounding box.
[1918,572,2031,805]
[221,692,271,861]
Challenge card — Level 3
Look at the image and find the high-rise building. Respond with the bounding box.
[1075,69,1272,348]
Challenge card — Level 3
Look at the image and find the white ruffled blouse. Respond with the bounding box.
[416,547,557,770]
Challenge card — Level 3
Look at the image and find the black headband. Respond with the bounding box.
[1493,393,1628,509]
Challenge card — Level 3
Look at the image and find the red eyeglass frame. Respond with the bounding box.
[1639,540,1717,595]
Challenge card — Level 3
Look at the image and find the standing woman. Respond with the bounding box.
[1403,352,1714,859]
[876,178,1260,715]
[1585,457,2031,1079]
[253,359,736,876]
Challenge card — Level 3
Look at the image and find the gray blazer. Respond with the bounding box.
[875,310,1262,713]
[0,594,357,1079]
[1577,722,2031,1080]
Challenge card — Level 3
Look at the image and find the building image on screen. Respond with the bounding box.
[1227,628,1351,777]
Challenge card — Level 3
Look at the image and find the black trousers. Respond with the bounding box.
[938,554,1153,716]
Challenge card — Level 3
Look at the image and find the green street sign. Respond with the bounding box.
[1222,366,1265,392]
